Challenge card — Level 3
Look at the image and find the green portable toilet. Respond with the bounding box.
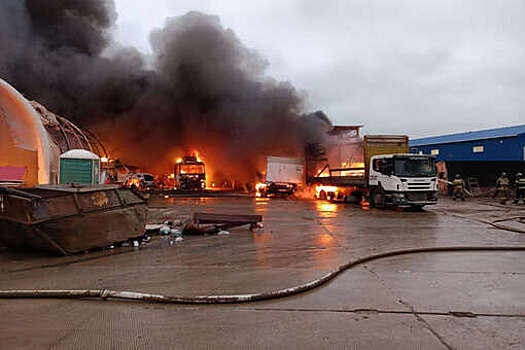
[59,149,100,185]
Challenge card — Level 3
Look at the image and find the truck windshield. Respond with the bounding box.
[179,164,204,174]
[394,157,436,177]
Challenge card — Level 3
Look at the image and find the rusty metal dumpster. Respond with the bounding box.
[0,185,147,255]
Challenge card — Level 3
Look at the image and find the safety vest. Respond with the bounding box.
[516,178,525,190]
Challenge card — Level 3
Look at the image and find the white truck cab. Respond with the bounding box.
[368,154,438,208]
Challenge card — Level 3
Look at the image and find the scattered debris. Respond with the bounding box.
[159,226,171,235]
[182,212,262,236]
[145,224,164,231]
[182,222,219,235]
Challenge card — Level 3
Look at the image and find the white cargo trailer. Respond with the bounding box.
[258,156,304,196]
[266,156,304,184]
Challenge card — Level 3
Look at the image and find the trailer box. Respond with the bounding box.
[363,135,409,178]
[266,156,304,184]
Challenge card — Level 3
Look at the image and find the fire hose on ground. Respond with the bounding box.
[1,245,525,304]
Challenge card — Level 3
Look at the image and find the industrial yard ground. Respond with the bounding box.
[1,195,525,349]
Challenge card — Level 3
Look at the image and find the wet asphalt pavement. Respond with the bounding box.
[1,195,525,349]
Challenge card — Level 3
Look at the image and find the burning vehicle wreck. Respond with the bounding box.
[174,155,206,191]
[256,156,304,197]
[306,128,438,208]
[124,172,156,191]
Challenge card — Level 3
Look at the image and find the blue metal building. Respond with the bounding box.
[410,125,525,162]
[410,125,525,187]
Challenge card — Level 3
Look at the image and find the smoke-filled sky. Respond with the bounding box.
[114,0,525,137]
[0,0,330,178]
[1,0,524,178]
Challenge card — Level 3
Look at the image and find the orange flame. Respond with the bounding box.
[315,185,339,199]
[316,162,365,178]
[341,162,365,176]
[255,182,267,197]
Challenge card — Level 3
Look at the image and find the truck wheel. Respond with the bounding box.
[347,191,362,204]
[372,190,385,209]
[318,190,327,200]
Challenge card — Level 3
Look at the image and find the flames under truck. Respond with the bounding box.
[256,156,304,197]
[306,128,438,209]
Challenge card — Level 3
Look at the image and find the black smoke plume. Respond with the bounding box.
[0,1,327,181]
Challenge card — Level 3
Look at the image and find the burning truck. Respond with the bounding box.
[307,126,439,208]
[257,125,438,208]
[174,155,206,191]
[256,156,304,197]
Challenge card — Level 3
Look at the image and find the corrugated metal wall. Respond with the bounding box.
[410,134,525,162]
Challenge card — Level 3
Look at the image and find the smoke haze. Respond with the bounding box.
[0,1,326,181]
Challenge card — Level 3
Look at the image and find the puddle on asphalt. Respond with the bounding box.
[315,201,339,218]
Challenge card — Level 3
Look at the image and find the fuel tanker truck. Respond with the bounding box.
[0,79,107,186]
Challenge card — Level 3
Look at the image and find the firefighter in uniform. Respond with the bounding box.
[452,174,466,201]
[494,172,510,202]
[514,173,525,205]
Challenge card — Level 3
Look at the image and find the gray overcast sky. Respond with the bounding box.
[113,0,525,138]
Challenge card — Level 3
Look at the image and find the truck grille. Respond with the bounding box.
[408,182,431,190]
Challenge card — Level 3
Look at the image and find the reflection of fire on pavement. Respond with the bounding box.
[315,201,339,217]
